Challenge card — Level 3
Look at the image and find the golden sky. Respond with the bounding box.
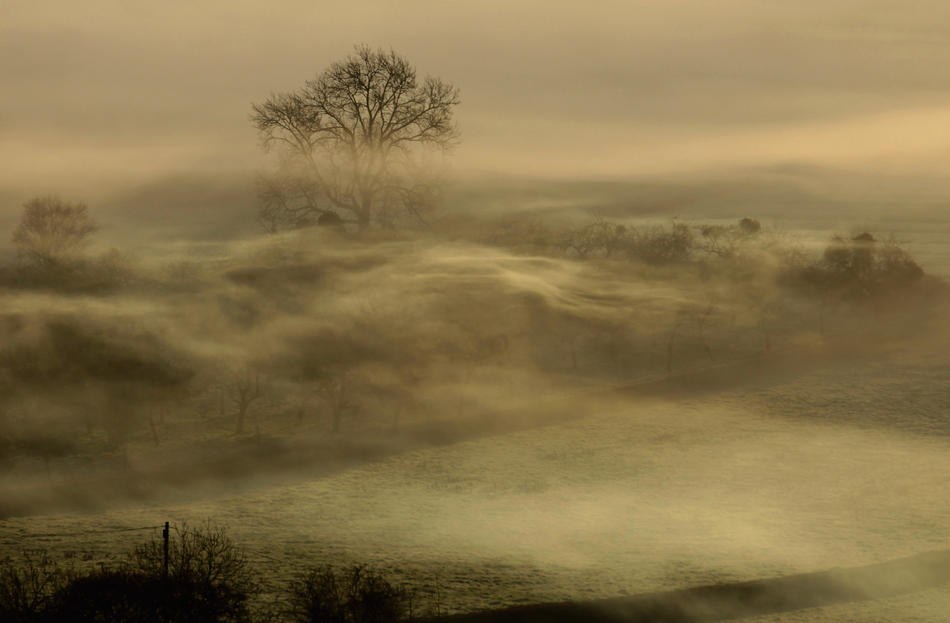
[4,0,950,195]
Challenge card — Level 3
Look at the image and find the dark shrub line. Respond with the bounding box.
[0,523,413,623]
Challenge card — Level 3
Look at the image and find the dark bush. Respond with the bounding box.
[48,566,258,623]
[50,568,167,623]
[738,217,761,233]
[286,565,410,623]
[627,221,694,265]
[785,233,925,300]
[128,523,259,623]
[0,551,65,623]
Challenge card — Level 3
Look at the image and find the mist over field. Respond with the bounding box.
[4,2,950,622]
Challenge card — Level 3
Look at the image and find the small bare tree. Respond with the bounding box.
[251,45,461,231]
[693,304,716,361]
[229,367,262,435]
[11,196,97,265]
[313,368,359,434]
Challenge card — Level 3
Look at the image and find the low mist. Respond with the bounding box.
[5,2,950,620]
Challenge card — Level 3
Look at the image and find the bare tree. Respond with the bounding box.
[229,367,262,435]
[11,196,97,265]
[662,310,693,376]
[251,45,461,232]
[560,219,629,259]
[313,368,358,434]
[692,304,716,361]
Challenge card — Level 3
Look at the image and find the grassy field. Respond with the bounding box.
[3,330,950,619]
[2,198,950,620]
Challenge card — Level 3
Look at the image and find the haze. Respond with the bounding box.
[5,0,950,195]
[3,2,950,622]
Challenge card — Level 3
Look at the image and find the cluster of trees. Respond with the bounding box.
[489,213,925,300]
[783,232,924,300]
[484,216,765,266]
[482,212,934,375]
[0,212,932,466]
[0,316,193,459]
[0,524,416,623]
[0,45,939,491]
[0,304,437,483]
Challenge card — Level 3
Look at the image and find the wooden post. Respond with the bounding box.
[162,521,169,580]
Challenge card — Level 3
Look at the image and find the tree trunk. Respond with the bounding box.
[357,212,371,232]
[356,196,372,232]
[236,406,247,435]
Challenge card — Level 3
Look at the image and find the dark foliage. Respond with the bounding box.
[285,565,410,623]
[128,523,260,622]
[49,567,255,623]
[782,233,924,300]
[0,552,65,623]
[0,524,262,623]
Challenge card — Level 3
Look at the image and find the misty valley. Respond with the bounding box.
[2,197,950,621]
[5,17,950,621]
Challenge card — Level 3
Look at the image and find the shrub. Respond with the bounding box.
[627,221,694,265]
[50,568,167,623]
[128,523,259,623]
[11,196,97,266]
[738,217,761,233]
[286,565,411,623]
[698,218,762,260]
[560,220,628,259]
[784,233,924,300]
[0,551,66,623]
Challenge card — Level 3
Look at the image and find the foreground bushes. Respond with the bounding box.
[0,524,412,623]
[285,565,412,623]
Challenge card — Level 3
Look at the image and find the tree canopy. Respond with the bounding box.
[251,45,461,232]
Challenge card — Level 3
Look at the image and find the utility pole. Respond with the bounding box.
[162,521,170,580]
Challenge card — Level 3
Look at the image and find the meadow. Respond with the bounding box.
[1,188,949,621]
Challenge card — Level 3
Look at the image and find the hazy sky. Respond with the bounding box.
[4,0,950,196]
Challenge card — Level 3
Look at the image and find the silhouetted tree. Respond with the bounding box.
[252,45,460,232]
[12,432,76,476]
[229,367,263,435]
[312,368,358,434]
[285,565,410,623]
[783,232,924,306]
[128,523,259,622]
[0,550,65,622]
[46,524,259,623]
